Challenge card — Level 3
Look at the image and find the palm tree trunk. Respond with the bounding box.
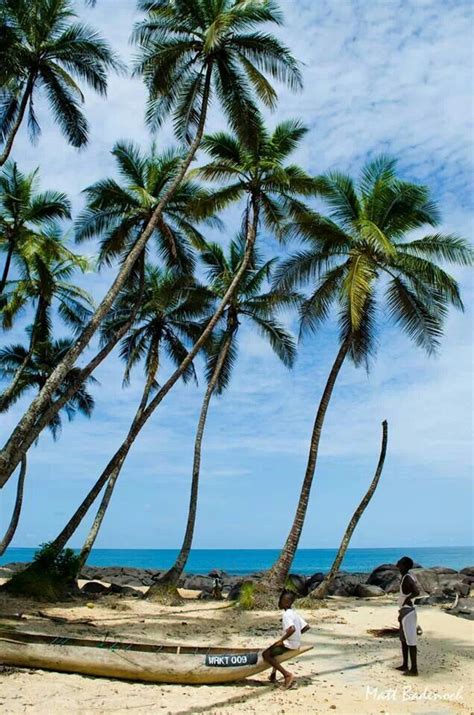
[261,335,353,591]
[0,64,214,487]
[1,252,146,477]
[0,239,14,294]
[147,329,234,595]
[77,343,159,570]
[0,76,34,167]
[37,204,259,561]
[0,181,260,489]
[311,420,388,599]
[0,299,44,412]
[0,456,27,556]
[47,415,142,555]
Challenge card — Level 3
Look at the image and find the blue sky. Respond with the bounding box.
[1,0,473,550]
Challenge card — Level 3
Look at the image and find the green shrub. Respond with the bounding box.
[3,542,81,601]
[238,581,255,610]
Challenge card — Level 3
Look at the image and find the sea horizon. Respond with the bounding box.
[2,545,472,575]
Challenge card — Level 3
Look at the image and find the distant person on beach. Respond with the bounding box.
[262,590,310,689]
[212,574,223,600]
[396,556,420,676]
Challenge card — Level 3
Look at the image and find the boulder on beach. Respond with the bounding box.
[327,573,366,597]
[181,575,213,592]
[460,566,474,577]
[367,565,400,592]
[81,581,109,595]
[355,584,385,598]
[287,573,308,596]
[411,568,440,594]
[306,572,325,593]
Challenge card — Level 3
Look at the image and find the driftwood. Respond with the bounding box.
[0,611,95,627]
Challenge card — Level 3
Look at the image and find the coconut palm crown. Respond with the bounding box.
[75,141,220,275]
[275,155,473,362]
[134,0,302,143]
[0,0,122,164]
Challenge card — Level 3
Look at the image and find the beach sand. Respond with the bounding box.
[0,582,472,714]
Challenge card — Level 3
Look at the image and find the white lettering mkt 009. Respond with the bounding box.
[207,655,250,666]
[366,686,464,703]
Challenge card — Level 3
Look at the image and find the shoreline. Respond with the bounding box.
[1,561,473,607]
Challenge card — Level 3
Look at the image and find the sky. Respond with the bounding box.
[1,0,473,551]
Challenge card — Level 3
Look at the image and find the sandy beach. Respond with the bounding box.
[0,581,472,715]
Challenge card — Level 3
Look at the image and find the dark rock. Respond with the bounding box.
[367,565,401,592]
[1,562,28,574]
[448,597,474,620]
[306,572,325,593]
[328,574,365,597]
[182,575,213,592]
[81,581,109,595]
[355,584,385,598]
[416,589,451,605]
[460,567,474,577]
[108,583,142,598]
[438,574,469,590]
[411,568,439,594]
[227,582,243,601]
[208,569,228,579]
[287,574,308,597]
[430,566,458,574]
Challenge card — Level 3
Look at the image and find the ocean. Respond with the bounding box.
[1,546,472,575]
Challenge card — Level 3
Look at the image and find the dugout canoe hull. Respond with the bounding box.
[0,629,312,684]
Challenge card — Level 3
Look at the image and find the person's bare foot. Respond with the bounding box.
[283,674,296,690]
[403,670,418,676]
[395,665,409,671]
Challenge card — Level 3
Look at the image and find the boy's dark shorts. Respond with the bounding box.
[268,644,291,657]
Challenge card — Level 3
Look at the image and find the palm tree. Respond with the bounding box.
[0,235,93,412]
[0,337,97,435]
[0,161,71,294]
[0,0,122,166]
[0,456,26,556]
[148,237,297,596]
[75,141,219,275]
[32,118,314,565]
[311,421,388,599]
[53,268,213,566]
[0,337,96,556]
[260,155,473,591]
[0,0,301,488]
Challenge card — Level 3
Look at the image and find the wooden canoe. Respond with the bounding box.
[0,629,312,684]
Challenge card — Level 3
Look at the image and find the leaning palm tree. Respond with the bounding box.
[54,268,213,566]
[0,456,26,556]
[76,141,219,275]
[148,237,297,597]
[0,235,93,412]
[0,337,97,435]
[0,0,122,166]
[259,155,473,592]
[0,337,96,555]
[40,118,314,565]
[0,0,301,489]
[0,161,71,294]
[311,421,388,599]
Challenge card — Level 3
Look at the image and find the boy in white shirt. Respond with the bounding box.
[262,590,310,689]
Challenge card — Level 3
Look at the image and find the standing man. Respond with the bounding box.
[396,556,420,676]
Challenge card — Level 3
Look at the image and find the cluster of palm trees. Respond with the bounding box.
[1,0,471,600]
